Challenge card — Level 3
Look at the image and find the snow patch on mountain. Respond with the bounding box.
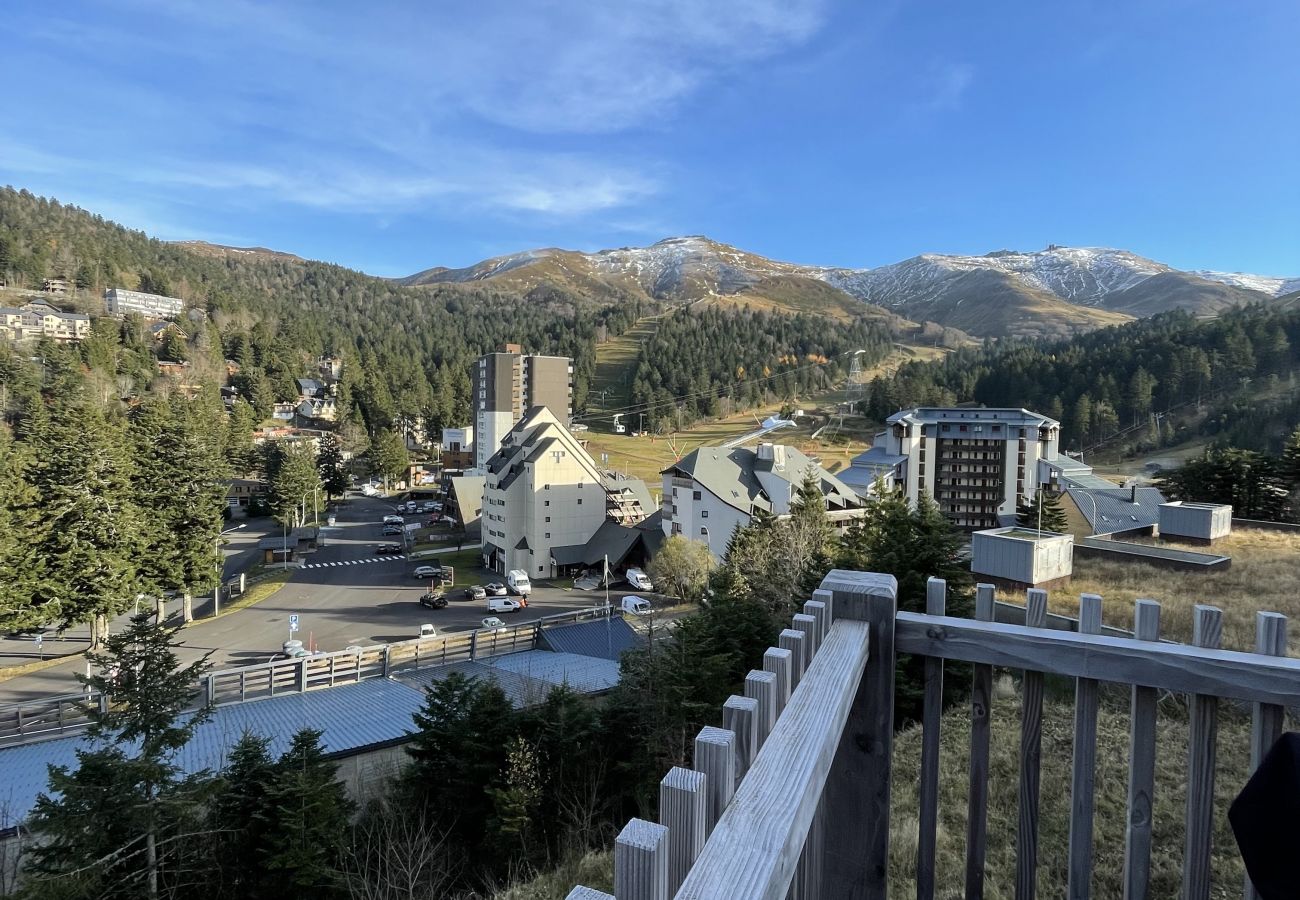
[1192,271,1300,297]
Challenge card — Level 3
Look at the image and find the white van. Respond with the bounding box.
[506,569,532,596]
[488,597,522,614]
[624,568,653,591]
[620,596,652,616]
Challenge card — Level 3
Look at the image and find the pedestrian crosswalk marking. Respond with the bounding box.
[301,555,404,570]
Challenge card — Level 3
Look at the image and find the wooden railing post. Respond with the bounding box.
[695,726,736,829]
[1182,605,1222,900]
[1068,593,1103,900]
[660,766,707,895]
[966,583,996,900]
[793,613,819,659]
[779,628,806,687]
[1015,587,1048,900]
[819,569,896,900]
[723,694,759,782]
[763,647,793,715]
[1246,611,1287,900]
[1122,597,1161,900]
[916,576,946,900]
[745,670,778,747]
[615,817,670,900]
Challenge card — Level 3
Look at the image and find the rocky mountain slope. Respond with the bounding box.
[403,238,1295,339]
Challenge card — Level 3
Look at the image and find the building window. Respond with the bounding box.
[544,484,550,490]
[701,527,708,536]
[544,500,550,507]
[672,522,682,534]
[577,498,582,505]
[545,533,550,539]
[701,510,708,518]
[545,516,551,522]
[693,490,701,500]
[539,566,544,573]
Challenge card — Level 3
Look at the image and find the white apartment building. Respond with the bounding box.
[661,442,865,560]
[0,303,90,342]
[104,287,185,319]
[481,406,650,578]
[846,407,1061,529]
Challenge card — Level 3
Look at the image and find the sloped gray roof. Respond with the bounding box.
[538,617,643,662]
[448,475,485,519]
[1065,485,1167,535]
[666,444,859,515]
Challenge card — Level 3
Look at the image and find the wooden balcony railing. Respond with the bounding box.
[570,569,1298,900]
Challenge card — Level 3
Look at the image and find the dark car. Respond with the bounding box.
[375,543,402,555]
[419,591,448,610]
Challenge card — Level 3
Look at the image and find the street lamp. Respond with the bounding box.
[213,523,246,616]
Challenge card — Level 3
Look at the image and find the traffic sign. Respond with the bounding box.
[289,614,300,633]
[33,634,42,649]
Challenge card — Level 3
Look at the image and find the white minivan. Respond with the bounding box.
[488,597,522,614]
[506,569,532,596]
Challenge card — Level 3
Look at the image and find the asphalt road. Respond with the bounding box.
[0,492,649,704]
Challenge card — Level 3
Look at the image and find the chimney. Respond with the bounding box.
[1130,483,1138,503]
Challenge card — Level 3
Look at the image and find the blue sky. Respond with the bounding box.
[2,1,1297,277]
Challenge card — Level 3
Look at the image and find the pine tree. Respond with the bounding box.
[206,733,278,899]
[24,375,140,640]
[25,612,212,898]
[1015,488,1069,534]
[0,426,45,632]
[257,729,353,897]
[265,441,322,527]
[316,432,350,502]
[368,428,409,487]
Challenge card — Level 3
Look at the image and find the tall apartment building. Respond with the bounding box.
[481,406,651,578]
[851,407,1061,529]
[472,343,572,470]
[104,287,185,319]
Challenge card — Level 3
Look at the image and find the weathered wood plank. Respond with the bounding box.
[821,570,896,900]
[917,577,947,900]
[779,628,807,687]
[745,670,779,747]
[660,766,708,895]
[764,647,794,715]
[965,583,996,900]
[695,726,736,830]
[1067,593,1102,900]
[893,613,1300,705]
[1122,599,1161,900]
[1182,605,1222,900]
[566,888,615,900]
[674,618,871,900]
[723,694,759,782]
[1015,588,1048,900]
[1246,611,1287,900]
[615,817,669,900]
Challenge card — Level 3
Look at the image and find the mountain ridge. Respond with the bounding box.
[397,236,1296,338]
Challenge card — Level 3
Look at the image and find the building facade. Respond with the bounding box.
[855,407,1062,530]
[472,344,573,471]
[481,406,649,578]
[661,442,865,559]
[104,287,185,319]
[0,303,90,342]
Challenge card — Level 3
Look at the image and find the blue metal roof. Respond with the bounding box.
[538,617,642,662]
[0,678,427,828]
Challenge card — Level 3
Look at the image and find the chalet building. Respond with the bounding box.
[481,406,652,578]
[661,442,864,560]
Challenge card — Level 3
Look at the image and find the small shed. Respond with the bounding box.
[1159,501,1232,544]
[971,527,1074,591]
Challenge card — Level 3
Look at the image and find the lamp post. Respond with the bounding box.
[213,523,246,616]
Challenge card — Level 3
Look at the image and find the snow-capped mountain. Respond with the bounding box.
[401,239,1296,338]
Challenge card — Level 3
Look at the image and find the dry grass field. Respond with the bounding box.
[994,528,1300,653]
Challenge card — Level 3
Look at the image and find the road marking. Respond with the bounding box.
[300,555,405,571]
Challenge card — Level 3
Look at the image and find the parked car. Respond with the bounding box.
[404,501,418,512]
[481,616,507,632]
[624,567,654,591]
[488,597,522,614]
[484,582,507,596]
[413,565,444,579]
[420,501,436,512]
[375,543,402,555]
[383,514,404,524]
[419,623,437,638]
[465,585,487,602]
[419,591,448,609]
[382,524,403,535]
